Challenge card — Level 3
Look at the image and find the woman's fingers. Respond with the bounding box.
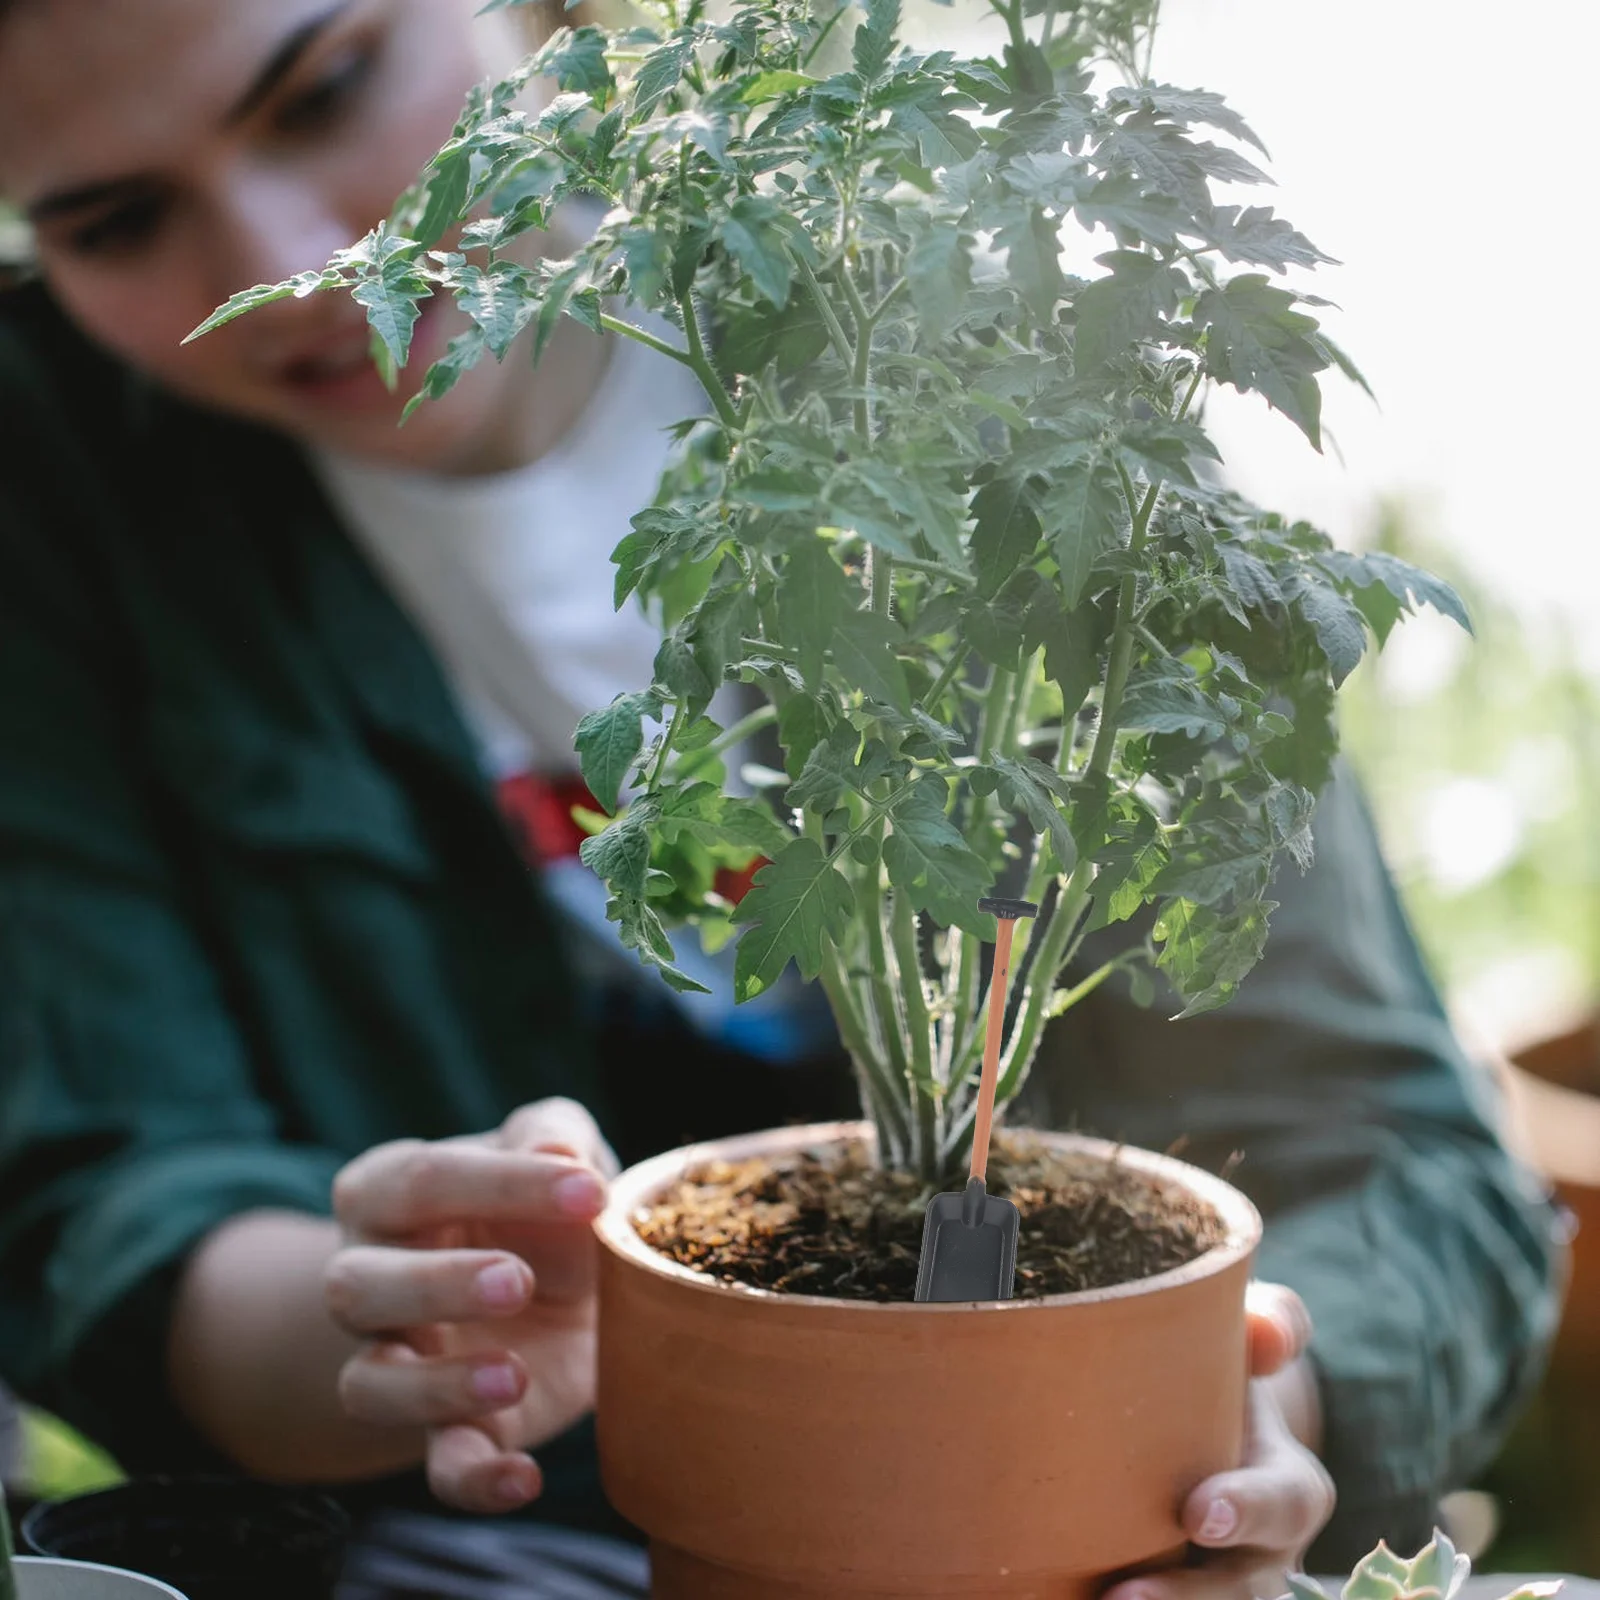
[499,1097,621,1179]
[333,1140,607,1240]
[426,1422,544,1514]
[336,1340,530,1428]
[1182,1387,1336,1557]
[1244,1282,1313,1377]
[323,1245,532,1337]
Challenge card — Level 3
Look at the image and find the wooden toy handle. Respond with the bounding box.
[968,916,1018,1185]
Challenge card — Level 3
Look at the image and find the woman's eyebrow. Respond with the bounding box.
[24,3,354,225]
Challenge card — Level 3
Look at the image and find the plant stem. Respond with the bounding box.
[677,292,741,431]
[860,826,911,1087]
[801,0,850,68]
[795,252,856,373]
[921,642,972,717]
[598,312,696,368]
[891,893,940,1179]
[649,703,686,792]
[672,703,779,776]
[819,943,911,1157]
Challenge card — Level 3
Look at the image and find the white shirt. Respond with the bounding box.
[312,330,702,783]
[311,332,827,1057]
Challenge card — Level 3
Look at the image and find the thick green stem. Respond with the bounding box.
[819,944,910,1159]
[598,312,695,368]
[892,893,939,1179]
[677,292,740,431]
[670,703,779,781]
[860,833,910,1087]
[795,252,855,374]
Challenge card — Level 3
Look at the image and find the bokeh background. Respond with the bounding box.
[3,0,1598,1575]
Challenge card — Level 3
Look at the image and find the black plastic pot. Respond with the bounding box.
[21,1478,349,1600]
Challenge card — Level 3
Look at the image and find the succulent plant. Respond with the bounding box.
[1286,1531,1562,1600]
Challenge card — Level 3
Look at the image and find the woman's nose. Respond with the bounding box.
[206,168,356,303]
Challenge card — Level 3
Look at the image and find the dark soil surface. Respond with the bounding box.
[632,1132,1227,1301]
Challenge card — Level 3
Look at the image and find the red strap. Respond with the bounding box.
[496,771,599,867]
[496,770,767,905]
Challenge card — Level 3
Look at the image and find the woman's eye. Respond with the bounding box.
[274,44,377,136]
[68,194,167,258]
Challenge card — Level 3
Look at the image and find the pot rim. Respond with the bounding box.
[12,1556,190,1598]
[595,1119,1262,1312]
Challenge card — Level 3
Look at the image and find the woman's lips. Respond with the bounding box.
[276,292,451,413]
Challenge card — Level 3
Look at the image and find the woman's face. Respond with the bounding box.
[0,0,528,470]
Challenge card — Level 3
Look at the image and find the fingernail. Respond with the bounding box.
[554,1171,604,1216]
[476,1262,527,1309]
[472,1363,522,1404]
[1198,1497,1237,1541]
[498,1470,531,1506]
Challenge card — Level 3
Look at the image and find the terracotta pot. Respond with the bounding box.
[595,1121,1261,1600]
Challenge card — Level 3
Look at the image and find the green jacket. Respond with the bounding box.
[0,283,1564,1564]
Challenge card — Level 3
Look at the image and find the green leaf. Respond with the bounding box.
[1156,895,1275,1017]
[1286,573,1368,686]
[1202,205,1335,273]
[853,0,901,82]
[734,838,856,999]
[536,25,615,95]
[833,607,911,712]
[401,326,488,422]
[742,69,819,103]
[906,220,973,345]
[612,505,724,608]
[1197,276,1329,449]
[788,721,859,813]
[1087,809,1168,929]
[412,148,472,250]
[1040,457,1127,607]
[779,697,831,780]
[970,476,1042,600]
[184,268,345,343]
[456,261,537,357]
[1119,667,1226,740]
[579,801,658,897]
[1073,249,1186,373]
[991,753,1077,875]
[633,33,693,117]
[609,891,712,994]
[1318,550,1473,636]
[720,194,797,308]
[1105,84,1268,155]
[574,691,663,813]
[779,537,854,689]
[884,781,992,932]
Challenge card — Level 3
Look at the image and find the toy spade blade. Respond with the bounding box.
[914,898,1036,1303]
[914,1175,1020,1302]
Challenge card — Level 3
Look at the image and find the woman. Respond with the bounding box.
[0,1,1565,1595]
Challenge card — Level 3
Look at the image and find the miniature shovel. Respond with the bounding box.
[914,896,1038,1302]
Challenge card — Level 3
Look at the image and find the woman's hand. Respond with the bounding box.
[1104,1282,1336,1600]
[322,1097,619,1514]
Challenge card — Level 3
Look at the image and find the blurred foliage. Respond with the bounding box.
[17,1408,122,1502]
[1340,501,1600,1038]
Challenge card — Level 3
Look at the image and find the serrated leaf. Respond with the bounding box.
[1202,204,1335,273]
[574,690,662,813]
[734,838,855,999]
[779,537,854,689]
[1106,84,1268,154]
[633,33,693,116]
[1197,275,1329,449]
[1041,458,1127,607]
[456,261,537,357]
[1317,550,1473,636]
[1119,669,1226,740]
[1287,573,1368,686]
[991,754,1076,874]
[536,25,615,95]
[788,721,859,813]
[970,476,1041,599]
[907,220,973,345]
[578,802,657,897]
[833,607,912,712]
[184,267,345,343]
[401,326,488,422]
[853,0,901,82]
[720,193,797,307]
[610,891,711,994]
[1156,895,1275,1016]
[412,148,472,250]
[884,782,991,931]
[1073,249,1186,373]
